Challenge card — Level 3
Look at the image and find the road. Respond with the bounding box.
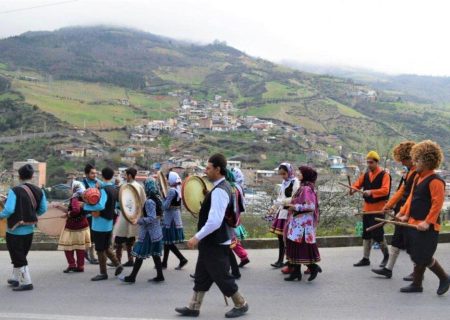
[1,244,450,320]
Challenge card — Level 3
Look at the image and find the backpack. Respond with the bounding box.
[225,185,245,228]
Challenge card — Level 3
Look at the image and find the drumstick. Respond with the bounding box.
[337,182,364,194]
[224,295,229,306]
[366,221,387,232]
[355,210,395,217]
[347,175,351,187]
[374,218,417,229]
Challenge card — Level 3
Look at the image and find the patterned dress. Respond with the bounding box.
[162,188,185,244]
[270,178,300,235]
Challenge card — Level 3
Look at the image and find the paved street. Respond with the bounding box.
[1,245,450,320]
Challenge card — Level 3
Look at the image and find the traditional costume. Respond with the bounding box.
[0,164,48,291]
[269,162,300,268]
[58,181,91,273]
[398,140,449,295]
[114,179,145,267]
[372,141,417,279]
[119,178,164,283]
[351,151,392,268]
[83,170,123,281]
[284,166,321,281]
[82,174,101,265]
[175,154,248,318]
[162,171,188,270]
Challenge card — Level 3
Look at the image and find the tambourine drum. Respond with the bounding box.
[181,176,213,218]
[0,197,6,238]
[37,202,67,237]
[157,171,169,199]
[119,183,141,224]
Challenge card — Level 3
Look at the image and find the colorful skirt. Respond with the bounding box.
[162,223,185,244]
[270,217,286,236]
[286,239,321,265]
[58,227,91,251]
[132,234,163,259]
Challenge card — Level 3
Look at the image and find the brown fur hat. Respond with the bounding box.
[411,140,444,170]
[392,141,416,162]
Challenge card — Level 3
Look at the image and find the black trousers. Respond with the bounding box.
[193,241,238,297]
[362,214,385,242]
[6,233,33,268]
[406,227,439,267]
[92,230,112,252]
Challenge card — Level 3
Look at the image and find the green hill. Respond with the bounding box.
[0,26,448,163]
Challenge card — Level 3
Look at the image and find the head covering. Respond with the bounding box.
[225,169,236,186]
[299,166,318,186]
[71,180,85,198]
[168,171,182,201]
[366,151,380,162]
[278,162,295,189]
[231,168,245,188]
[144,177,159,197]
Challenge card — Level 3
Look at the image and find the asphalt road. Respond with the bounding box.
[1,244,450,320]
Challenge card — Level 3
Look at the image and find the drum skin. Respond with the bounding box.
[119,183,141,224]
[37,202,67,237]
[181,176,213,218]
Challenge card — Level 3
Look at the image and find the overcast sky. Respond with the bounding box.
[1,0,449,76]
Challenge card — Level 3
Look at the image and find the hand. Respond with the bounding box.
[398,215,409,222]
[363,190,372,197]
[382,205,391,212]
[187,236,199,249]
[417,221,430,231]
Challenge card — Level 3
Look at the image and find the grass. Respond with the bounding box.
[7,77,178,129]
[325,98,365,118]
[154,66,211,85]
[262,81,295,99]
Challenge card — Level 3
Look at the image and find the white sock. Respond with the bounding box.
[386,247,400,270]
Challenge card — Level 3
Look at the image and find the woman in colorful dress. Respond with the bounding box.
[269,163,300,268]
[284,166,321,281]
[119,178,164,283]
[162,171,188,270]
[57,181,91,273]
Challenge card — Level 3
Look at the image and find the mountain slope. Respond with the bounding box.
[0,26,448,162]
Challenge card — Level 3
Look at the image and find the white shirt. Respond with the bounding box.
[195,177,231,245]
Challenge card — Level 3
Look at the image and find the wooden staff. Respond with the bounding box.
[337,182,364,194]
[347,175,352,187]
[366,221,388,232]
[356,210,396,218]
[374,218,417,229]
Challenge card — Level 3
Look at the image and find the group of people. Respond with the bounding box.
[0,139,448,317]
[348,140,448,295]
[268,162,322,281]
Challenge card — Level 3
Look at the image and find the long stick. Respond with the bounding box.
[366,221,387,232]
[337,182,364,194]
[374,218,417,229]
[223,295,229,306]
[356,211,396,219]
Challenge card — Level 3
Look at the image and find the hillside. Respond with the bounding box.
[0,26,449,163]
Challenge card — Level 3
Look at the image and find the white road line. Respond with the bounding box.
[0,313,164,320]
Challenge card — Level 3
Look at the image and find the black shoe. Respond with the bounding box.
[353,258,370,267]
[232,273,241,280]
[7,280,19,288]
[175,307,200,317]
[225,303,249,318]
[271,261,284,268]
[150,276,165,282]
[63,267,78,274]
[119,275,135,283]
[308,265,322,282]
[400,284,423,293]
[107,262,116,267]
[238,259,250,268]
[12,284,33,291]
[437,277,450,296]
[115,265,124,276]
[284,273,302,281]
[403,273,414,281]
[379,255,389,268]
[190,274,196,279]
[122,261,134,267]
[91,274,108,281]
[175,259,188,270]
[372,267,392,279]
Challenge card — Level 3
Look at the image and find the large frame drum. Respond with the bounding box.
[181,176,213,218]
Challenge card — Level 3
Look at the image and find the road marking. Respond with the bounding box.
[0,313,164,320]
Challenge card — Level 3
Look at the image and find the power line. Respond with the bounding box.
[0,0,79,15]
